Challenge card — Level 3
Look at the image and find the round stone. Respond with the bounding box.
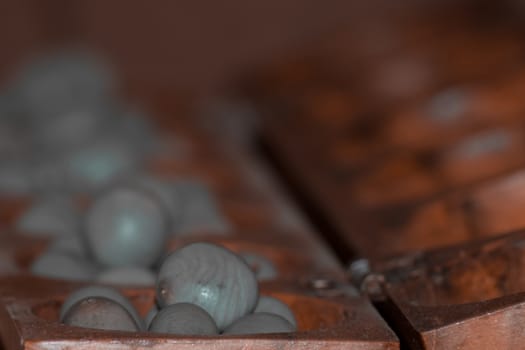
[62,297,139,332]
[144,304,159,329]
[254,296,297,327]
[240,252,278,281]
[59,285,144,330]
[63,140,140,192]
[14,50,114,121]
[16,194,78,237]
[223,312,295,335]
[171,180,231,235]
[149,303,218,335]
[46,234,88,259]
[30,252,98,282]
[0,162,33,195]
[85,187,169,267]
[119,175,181,230]
[156,242,258,331]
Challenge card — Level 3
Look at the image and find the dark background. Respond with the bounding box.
[0,0,455,97]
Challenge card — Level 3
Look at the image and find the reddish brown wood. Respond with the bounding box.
[260,63,525,174]
[245,7,525,112]
[0,94,322,240]
[351,122,525,209]
[382,69,525,151]
[0,107,365,347]
[368,230,525,349]
[261,90,525,260]
[0,276,398,350]
[358,167,525,259]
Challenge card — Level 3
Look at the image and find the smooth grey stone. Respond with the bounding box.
[16,194,78,237]
[31,104,112,151]
[60,285,144,330]
[149,303,218,335]
[254,296,297,327]
[29,160,68,193]
[171,180,231,236]
[62,297,139,332]
[62,139,141,192]
[119,175,180,230]
[47,234,88,259]
[0,162,33,195]
[30,252,98,281]
[113,108,159,154]
[240,252,278,281]
[0,90,18,121]
[144,304,159,329]
[156,243,258,331]
[223,312,296,335]
[120,177,231,236]
[85,187,169,267]
[0,120,27,159]
[14,50,114,121]
[96,266,156,286]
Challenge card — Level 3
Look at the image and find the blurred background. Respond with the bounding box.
[1,0,355,95]
[2,0,525,249]
[3,2,525,347]
[2,0,525,239]
[4,0,518,97]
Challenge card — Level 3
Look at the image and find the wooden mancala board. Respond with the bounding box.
[251,19,525,263]
[243,14,525,350]
[368,230,525,350]
[0,103,398,349]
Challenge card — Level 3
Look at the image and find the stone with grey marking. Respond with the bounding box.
[149,303,218,335]
[156,243,258,331]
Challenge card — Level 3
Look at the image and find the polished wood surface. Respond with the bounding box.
[371,231,525,349]
[0,276,398,350]
[245,4,525,348]
[3,1,525,349]
[0,100,397,348]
